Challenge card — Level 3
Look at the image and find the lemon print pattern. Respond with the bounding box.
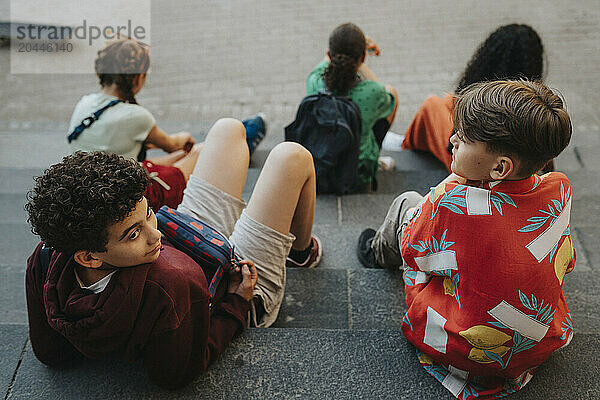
[418,351,434,365]
[459,325,513,364]
[554,236,574,284]
[443,276,455,297]
[460,325,512,350]
[430,183,447,204]
[468,346,510,363]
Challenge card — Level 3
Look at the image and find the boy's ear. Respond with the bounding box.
[490,156,515,180]
[133,73,143,86]
[73,250,104,269]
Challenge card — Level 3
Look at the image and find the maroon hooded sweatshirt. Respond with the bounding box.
[25,241,250,389]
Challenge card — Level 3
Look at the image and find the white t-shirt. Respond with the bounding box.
[68,93,156,160]
[74,269,116,294]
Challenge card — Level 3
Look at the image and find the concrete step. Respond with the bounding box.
[3,257,599,334]
[2,323,598,400]
[2,125,599,399]
[2,124,590,174]
[0,324,27,399]
[3,214,595,275]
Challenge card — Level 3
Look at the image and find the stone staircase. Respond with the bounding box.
[1,123,599,399]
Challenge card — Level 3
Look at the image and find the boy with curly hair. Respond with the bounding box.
[357,80,575,399]
[26,118,322,389]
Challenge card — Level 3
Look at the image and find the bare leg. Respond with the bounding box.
[245,142,316,250]
[147,150,187,166]
[385,85,399,126]
[146,143,204,182]
[173,144,202,181]
[189,118,249,199]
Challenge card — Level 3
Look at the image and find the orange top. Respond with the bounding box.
[402,94,455,171]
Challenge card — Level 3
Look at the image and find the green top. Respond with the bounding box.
[306,60,395,188]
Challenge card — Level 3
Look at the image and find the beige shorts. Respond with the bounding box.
[177,175,295,328]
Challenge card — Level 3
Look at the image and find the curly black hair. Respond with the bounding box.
[323,23,366,94]
[25,152,151,254]
[95,39,150,104]
[456,24,544,92]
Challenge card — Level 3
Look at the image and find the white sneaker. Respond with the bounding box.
[381,131,405,151]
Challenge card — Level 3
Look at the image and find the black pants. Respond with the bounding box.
[373,118,390,149]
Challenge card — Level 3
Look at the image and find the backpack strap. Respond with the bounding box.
[156,206,240,306]
[67,99,122,143]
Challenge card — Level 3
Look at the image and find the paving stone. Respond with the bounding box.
[0,223,39,268]
[10,329,452,400]
[0,324,28,399]
[313,195,339,226]
[241,168,260,201]
[349,269,406,330]
[576,144,600,170]
[555,145,583,171]
[256,121,286,148]
[0,263,26,274]
[376,168,448,195]
[380,149,447,171]
[273,268,348,329]
[566,169,600,196]
[574,227,600,270]
[10,329,600,399]
[10,348,151,400]
[7,266,595,332]
[345,268,597,333]
[273,265,600,331]
[340,193,400,227]
[570,130,600,148]
[571,196,600,229]
[0,271,27,324]
[563,271,600,335]
[3,1,600,132]
[248,148,270,169]
[516,334,600,399]
[312,224,365,270]
[0,133,70,169]
[155,122,212,138]
[0,168,41,195]
[0,193,28,224]
[570,228,592,272]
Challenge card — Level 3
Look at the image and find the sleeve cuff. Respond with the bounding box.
[214,293,251,328]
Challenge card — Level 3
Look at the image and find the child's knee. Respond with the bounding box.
[269,142,314,171]
[209,118,246,142]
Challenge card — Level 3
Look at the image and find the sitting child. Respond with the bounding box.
[306,22,398,190]
[401,24,552,172]
[357,80,574,399]
[26,118,321,389]
[68,38,267,210]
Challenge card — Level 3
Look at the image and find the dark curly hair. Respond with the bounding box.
[25,152,151,254]
[456,24,544,92]
[323,23,366,94]
[454,80,571,176]
[95,39,150,104]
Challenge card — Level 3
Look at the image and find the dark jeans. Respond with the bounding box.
[373,118,391,149]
